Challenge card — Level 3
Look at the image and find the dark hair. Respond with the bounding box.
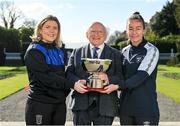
[128,11,145,29]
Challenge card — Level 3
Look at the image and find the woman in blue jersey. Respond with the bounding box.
[118,12,160,125]
[24,15,73,125]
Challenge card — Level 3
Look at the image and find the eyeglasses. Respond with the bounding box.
[90,30,105,35]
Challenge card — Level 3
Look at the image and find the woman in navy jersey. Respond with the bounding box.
[118,12,160,125]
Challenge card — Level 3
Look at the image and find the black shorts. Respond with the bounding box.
[25,99,66,125]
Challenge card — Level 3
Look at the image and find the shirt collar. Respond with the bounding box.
[89,43,105,58]
[90,43,105,51]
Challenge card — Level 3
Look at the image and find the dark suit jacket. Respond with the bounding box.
[66,43,123,117]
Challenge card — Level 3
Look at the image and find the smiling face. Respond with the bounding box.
[40,20,59,43]
[86,22,107,47]
[126,19,145,46]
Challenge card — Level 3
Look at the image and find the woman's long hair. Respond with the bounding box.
[31,15,62,47]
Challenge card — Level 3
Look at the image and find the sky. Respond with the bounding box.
[2,0,172,48]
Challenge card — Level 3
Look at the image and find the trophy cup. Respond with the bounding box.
[82,58,112,92]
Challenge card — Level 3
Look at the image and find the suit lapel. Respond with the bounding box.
[100,44,112,59]
[83,44,91,58]
[77,45,90,78]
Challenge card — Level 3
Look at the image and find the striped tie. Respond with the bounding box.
[93,47,99,59]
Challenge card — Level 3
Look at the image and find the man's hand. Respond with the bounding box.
[74,80,88,94]
[98,72,109,84]
[100,84,119,94]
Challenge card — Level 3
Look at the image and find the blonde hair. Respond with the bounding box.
[31,15,62,47]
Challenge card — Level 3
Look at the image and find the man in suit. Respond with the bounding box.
[66,22,123,125]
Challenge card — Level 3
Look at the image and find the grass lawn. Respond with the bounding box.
[0,66,28,99]
[157,65,180,104]
[0,65,180,103]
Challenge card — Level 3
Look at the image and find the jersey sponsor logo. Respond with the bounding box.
[136,55,145,63]
[125,54,145,64]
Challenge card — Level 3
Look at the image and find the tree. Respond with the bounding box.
[150,1,179,37]
[174,0,180,29]
[0,0,23,29]
[107,30,127,46]
[19,26,34,43]
[107,30,121,45]
[114,31,127,45]
[23,18,37,28]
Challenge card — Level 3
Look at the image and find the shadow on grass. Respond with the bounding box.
[0,66,27,80]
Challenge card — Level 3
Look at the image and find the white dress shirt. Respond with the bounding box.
[90,43,105,59]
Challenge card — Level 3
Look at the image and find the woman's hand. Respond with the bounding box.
[100,84,119,94]
[74,80,88,94]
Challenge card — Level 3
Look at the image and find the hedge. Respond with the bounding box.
[117,35,180,53]
[0,27,21,52]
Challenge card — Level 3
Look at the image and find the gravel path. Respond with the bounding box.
[0,89,180,122]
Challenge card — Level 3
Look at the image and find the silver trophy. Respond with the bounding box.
[82,58,112,92]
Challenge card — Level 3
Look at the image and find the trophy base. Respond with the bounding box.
[85,87,105,92]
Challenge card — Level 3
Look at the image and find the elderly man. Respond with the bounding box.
[66,22,123,125]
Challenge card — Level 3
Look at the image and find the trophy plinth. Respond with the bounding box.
[82,58,112,92]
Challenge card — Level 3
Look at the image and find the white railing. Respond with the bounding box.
[3,48,22,60]
[5,52,21,60]
[2,48,179,61]
[159,53,179,60]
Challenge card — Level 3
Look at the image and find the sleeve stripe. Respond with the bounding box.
[138,43,159,75]
[122,45,131,61]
